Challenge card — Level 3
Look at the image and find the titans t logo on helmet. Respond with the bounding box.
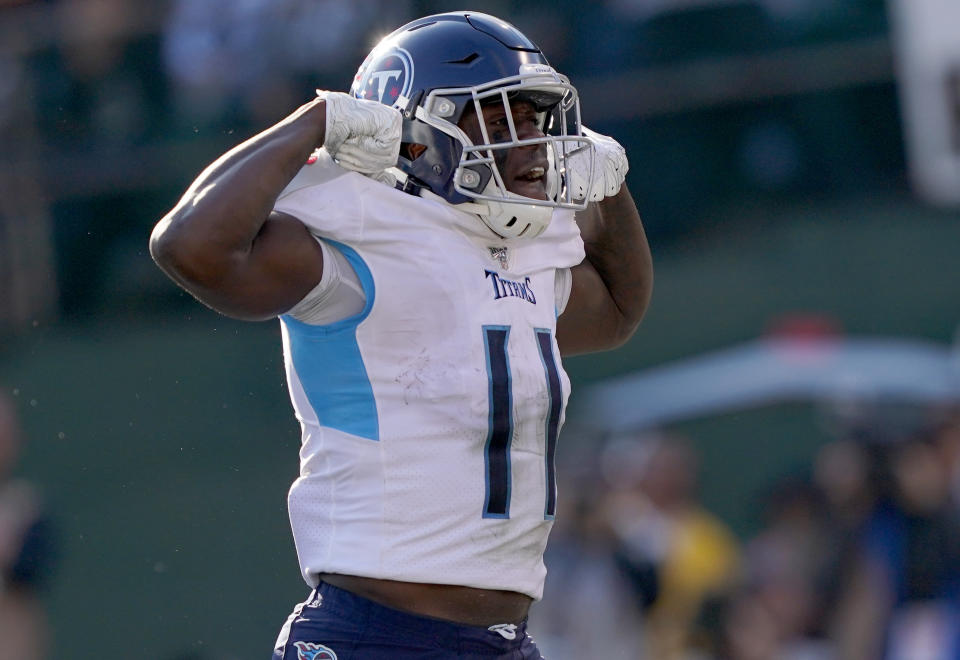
[354,47,414,105]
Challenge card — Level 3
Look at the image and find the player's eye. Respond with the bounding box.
[518,115,537,129]
[486,116,510,142]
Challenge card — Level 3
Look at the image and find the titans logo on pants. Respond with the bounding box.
[294,641,337,660]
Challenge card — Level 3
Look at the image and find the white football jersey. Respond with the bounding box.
[273,151,585,600]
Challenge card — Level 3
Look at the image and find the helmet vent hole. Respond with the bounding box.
[400,143,428,161]
[506,217,517,227]
[446,52,479,65]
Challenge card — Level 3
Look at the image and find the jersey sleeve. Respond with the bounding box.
[554,267,573,316]
[284,238,366,325]
[507,208,585,274]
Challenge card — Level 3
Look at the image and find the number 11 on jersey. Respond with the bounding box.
[482,325,562,520]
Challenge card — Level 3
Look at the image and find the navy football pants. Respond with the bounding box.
[273,581,543,659]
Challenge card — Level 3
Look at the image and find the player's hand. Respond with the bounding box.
[315,90,402,175]
[566,127,629,202]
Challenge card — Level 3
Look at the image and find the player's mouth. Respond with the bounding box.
[510,164,548,200]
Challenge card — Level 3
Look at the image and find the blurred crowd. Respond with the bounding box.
[532,401,960,659]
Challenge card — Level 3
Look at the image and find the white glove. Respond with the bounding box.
[566,127,629,202]
[316,90,402,176]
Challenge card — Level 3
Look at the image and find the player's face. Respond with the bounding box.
[458,100,549,201]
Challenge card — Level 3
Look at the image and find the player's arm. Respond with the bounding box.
[149,98,329,320]
[556,128,653,355]
[149,93,400,321]
[557,183,653,356]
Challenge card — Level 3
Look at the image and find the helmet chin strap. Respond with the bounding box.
[389,166,491,214]
[478,180,552,239]
[387,166,552,240]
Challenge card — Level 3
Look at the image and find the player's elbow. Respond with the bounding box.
[149,217,217,295]
[606,280,653,349]
[605,313,644,351]
[149,217,182,279]
[558,307,645,356]
[150,216,200,282]
[149,217,175,269]
[611,268,653,340]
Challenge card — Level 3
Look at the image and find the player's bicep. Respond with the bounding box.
[556,259,623,356]
[193,211,325,321]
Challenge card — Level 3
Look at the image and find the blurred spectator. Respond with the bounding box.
[25,0,171,314]
[813,438,877,534]
[162,0,411,129]
[704,585,787,660]
[601,433,740,659]
[31,0,169,148]
[830,408,960,660]
[939,412,960,512]
[0,392,56,660]
[0,0,58,334]
[734,478,836,659]
[576,0,776,71]
[530,447,646,659]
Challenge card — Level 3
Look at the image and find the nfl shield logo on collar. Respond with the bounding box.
[489,246,509,269]
[294,641,337,660]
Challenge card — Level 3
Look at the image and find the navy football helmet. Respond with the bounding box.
[350,12,595,239]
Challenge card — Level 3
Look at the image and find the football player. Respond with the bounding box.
[150,11,652,660]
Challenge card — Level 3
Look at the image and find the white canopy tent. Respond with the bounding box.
[573,336,960,433]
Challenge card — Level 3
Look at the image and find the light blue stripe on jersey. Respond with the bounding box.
[281,241,379,441]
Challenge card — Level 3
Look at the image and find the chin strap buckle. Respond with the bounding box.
[399,176,422,196]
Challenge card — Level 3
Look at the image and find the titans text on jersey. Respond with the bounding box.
[485,270,537,304]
